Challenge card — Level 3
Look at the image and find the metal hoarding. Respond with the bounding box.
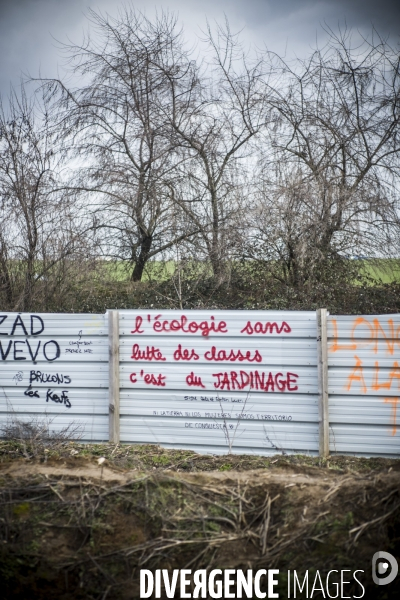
[119,310,319,455]
[0,312,108,442]
[328,315,400,456]
[1,308,398,458]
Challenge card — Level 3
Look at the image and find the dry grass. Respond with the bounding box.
[0,445,399,599]
[1,440,399,475]
[0,416,84,460]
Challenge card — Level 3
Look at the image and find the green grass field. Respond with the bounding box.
[102,259,208,282]
[102,258,400,284]
[358,259,400,283]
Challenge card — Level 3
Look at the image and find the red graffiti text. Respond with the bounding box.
[151,314,227,337]
[131,344,166,361]
[130,370,166,387]
[204,346,262,363]
[173,345,199,361]
[240,321,291,335]
[186,372,206,388]
[212,370,298,392]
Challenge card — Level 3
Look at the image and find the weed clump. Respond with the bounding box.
[0,414,84,460]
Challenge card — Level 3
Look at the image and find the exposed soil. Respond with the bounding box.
[0,442,399,599]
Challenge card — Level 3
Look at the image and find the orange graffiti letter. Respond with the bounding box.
[384,397,399,436]
[371,361,391,391]
[329,319,357,353]
[373,318,394,355]
[351,317,375,351]
[346,356,367,394]
[389,361,400,391]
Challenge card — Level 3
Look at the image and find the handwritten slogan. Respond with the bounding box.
[124,313,299,394]
[0,313,106,411]
[329,316,400,436]
[118,310,319,452]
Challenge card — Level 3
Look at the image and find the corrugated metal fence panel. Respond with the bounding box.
[328,315,400,456]
[119,310,319,455]
[0,312,108,442]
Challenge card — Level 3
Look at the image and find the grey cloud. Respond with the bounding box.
[223,0,400,31]
[0,0,93,96]
[0,0,398,98]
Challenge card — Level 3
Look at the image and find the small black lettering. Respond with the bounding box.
[29,370,39,384]
[46,389,71,408]
[61,390,71,408]
[29,370,71,385]
[46,389,60,403]
[24,385,40,398]
[12,371,23,384]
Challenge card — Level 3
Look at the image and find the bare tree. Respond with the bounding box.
[162,20,268,284]
[0,84,90,311]
[39,8,201,282]
[251,28,400,287]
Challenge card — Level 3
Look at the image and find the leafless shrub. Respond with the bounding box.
[0,82,97,312]
[217,392,250,454]
[1,411,84,459]
[247,27,400,289]
[263,425,287,455]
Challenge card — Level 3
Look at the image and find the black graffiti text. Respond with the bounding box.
[46,389,71,408]
[24,385,40,398]
[0,314,44,336]
[29,370,71,385]
[0,339,60,362]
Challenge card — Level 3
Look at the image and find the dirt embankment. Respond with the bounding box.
[0,445,399,599]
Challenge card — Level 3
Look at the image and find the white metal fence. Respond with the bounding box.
[118,310,319,455]
[0,309,399,457]
[0,312,108,441]
[327,314,400,456]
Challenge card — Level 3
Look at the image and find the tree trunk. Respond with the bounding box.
[209,202,229,286]
[131,234,153,282]
[21,256,35,311]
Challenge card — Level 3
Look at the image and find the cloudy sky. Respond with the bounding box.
[0,0,399,97]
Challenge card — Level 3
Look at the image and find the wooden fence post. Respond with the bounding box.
[317,308,329,458]
[108,310,120,443]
